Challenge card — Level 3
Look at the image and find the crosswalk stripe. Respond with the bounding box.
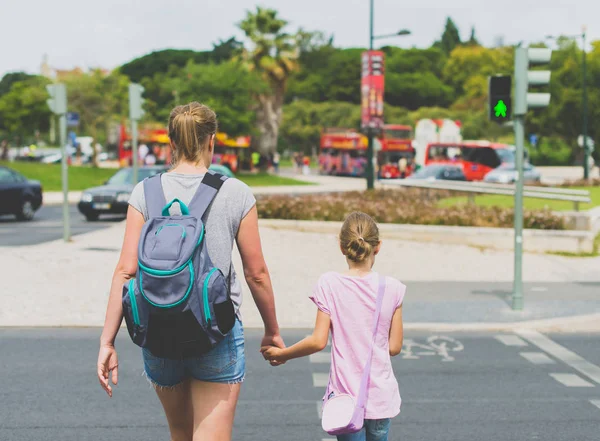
[495,335,528,347]
[590,400,600,410]
[310,352,331,364]
[549,373,594,388]
[313,373,329,387]
[520,352,555,365]
[517,330,600,385]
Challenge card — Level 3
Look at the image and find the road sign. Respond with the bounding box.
[66,112,80,127]
[578,135,595,149]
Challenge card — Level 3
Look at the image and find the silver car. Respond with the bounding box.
[484,163,541,184]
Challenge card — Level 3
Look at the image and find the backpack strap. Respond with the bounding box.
[188,170,228,220]
[143,173,167,218]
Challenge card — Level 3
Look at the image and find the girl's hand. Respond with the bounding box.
[97,344,119,397]
[261,346,286,365]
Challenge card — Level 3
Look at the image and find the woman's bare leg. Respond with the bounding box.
[190,379,241,441]
[154,380,194,441]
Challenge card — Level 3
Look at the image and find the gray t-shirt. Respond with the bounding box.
[128,172,256,315]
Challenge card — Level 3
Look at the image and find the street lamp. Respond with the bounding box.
[366,0,411,190]
[546,27,589,179]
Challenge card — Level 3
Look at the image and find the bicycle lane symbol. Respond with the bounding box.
[401,336,465,362]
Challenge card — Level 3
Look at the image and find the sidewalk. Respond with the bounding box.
[2,221,599,331]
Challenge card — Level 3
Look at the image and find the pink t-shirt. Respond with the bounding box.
[310,271,406,419]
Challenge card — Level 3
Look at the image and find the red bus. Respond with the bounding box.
[117,125,250,173]
[319,129,368,177]
[213,133,251,173]
[424,141,522,181]
[378,124,415,179]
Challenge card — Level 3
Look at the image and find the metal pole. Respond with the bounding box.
[582,29,590,180]
[366,0,375,190]
[59,113,70,242]
[512,46,527,311]
[132,119,138,185]
[513,115,525,310]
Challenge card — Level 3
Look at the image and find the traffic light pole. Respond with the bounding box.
[131,119,138,185]
[513,114,525,310]
[59,112,70,242]
[366,0,375,190]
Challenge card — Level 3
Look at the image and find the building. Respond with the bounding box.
[40,55,110,80]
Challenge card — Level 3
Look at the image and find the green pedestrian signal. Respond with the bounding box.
[488,75,512,123]
[494,100,508,118]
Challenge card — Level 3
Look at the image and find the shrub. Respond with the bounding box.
[257,189,565,230]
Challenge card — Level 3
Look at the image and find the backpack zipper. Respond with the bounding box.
[202,268,219,325]
[128,279,140,325]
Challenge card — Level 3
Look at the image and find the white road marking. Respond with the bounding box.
[590,400,600,410]
[402,336,464,361]
[316,401,323,417]
[520,352,555,365]
[531,286,548,292]
[549,373,594,388]
[313,373,329,387]
[516,330,600,385]
[310,352,331,364]
[495,335,528,347]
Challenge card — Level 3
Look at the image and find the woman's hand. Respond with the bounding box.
[261,346,286,365]
[97,344,119,397]
[261,333,286,366]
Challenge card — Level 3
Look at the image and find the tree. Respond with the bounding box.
[119,49,212,83]
[0,72,34,97]
[0,76,51,139]
[435,17,462,55]
[238,7,301,154]
[65,71,129,165]
[467,26,479,46]
[211,37,244,63]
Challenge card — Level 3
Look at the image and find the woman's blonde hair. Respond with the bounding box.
[168,102,217,165]
[339,212,380,263]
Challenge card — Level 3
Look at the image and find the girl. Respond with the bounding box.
[262,212,405,441]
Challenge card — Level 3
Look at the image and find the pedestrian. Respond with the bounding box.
[292,152,300,174]
[587,154,595,177]
[398,156,408,179]
[262,212,405,441]
[273,151,280,174]
[251,150,260,172]
[303,155,310,175]
[97,102,284,441]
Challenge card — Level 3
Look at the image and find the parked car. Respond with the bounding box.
[484,163,541,184]
[407,164,467,181]
[0,166,43,220]
[78,166,167,221]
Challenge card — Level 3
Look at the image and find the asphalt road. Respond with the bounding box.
[1,329,599,441]
[0,204,122,246]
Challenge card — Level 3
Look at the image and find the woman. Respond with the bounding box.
[97,102,284,441]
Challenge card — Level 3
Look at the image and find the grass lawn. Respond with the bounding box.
[2,161,312,191]
[1,161,117,191]
[237,172,312,187]
[438,186,600,211]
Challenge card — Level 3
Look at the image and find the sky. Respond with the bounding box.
[0,0,598,78]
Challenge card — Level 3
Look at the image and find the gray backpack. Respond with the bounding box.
[122,171,236,359]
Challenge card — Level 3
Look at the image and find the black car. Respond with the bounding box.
[78,166,167,221]
[407,164,467,181]
[0,166,43,220]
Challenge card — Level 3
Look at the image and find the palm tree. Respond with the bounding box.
[238,7,299,155]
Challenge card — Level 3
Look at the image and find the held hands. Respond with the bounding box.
[261,346,286,366]
[260,333,287,367]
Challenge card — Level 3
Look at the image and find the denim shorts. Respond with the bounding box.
[142,319,245,388]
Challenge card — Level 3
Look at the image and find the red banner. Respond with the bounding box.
[361,50,385,130]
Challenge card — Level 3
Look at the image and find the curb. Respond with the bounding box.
[258,219,596,254]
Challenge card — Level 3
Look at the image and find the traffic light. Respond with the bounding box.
[488,75,512,123]
[46,83,67,115]
[129,83,145,121]
[514,47,552,115]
